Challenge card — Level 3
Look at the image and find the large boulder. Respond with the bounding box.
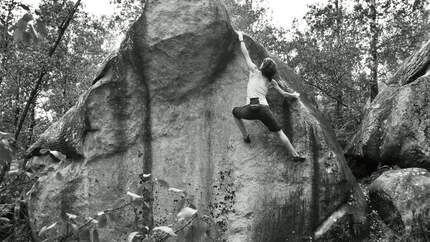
[369,168,430,241]
[346,41,430,175]
[26,0,367,241]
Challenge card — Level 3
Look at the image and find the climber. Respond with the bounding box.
[232,31,305,162]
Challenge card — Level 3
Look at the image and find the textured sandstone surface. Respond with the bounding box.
[0,132,16,181]
[369,168,430,241]
[0,132,14,164]
[26,0,367,241]
[346,74,430,173]
[346,40,430,176]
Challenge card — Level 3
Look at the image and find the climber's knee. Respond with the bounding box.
[266,122,282,132]
[232,107,240,119]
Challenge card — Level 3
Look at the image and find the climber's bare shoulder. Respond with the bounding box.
[248,63,258,72]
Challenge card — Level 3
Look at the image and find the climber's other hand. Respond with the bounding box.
[271,80,280,89]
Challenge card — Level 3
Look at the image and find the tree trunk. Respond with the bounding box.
[335,93,343,124]
[369,0,379,101]
[13,75,21,128]
[14,0,81,141]
[389,39,430,86]
[0,1,16,88]
[334,0,343,124]
[334,0,342,47]
[26,104,36,149]
[62,75,68,114]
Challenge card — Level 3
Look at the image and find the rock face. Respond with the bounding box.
[27,0,367,241]
[346,41,430,174]
[369,168,430,241]
[0,131,16,182]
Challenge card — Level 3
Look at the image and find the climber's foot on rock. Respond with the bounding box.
[292,155,306,162]
[243,135,251,143]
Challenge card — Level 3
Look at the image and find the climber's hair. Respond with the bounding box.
[260,58,277,81]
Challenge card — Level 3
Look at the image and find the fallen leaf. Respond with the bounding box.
[70,223,79,232]
[50,150,67,161]
[39,149,49,154]
[0,217,10,222]
[177,207,197,220]
[66,213,78,220]
[168,187,184,193]
[127,231,140,242]
[38,222,57,236]
[127,191,143,199]
[8,169,20,175]
[153,226,177,237]
[88,217,98,224]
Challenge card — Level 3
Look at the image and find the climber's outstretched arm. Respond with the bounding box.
[271,79,300,99]
[237,31,257,70]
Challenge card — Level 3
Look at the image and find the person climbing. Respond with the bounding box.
[232,31,306,162]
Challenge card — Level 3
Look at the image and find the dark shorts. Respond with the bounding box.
[232,98,282,132]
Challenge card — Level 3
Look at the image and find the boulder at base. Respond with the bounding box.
[0,131,16,181]
[369,168,430,241]
[346,41,430,175]
[26,0,367,241]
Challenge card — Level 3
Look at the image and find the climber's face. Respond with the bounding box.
[260,58,277,80]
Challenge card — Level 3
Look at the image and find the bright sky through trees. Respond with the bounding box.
[23,0,325,29]
[262,0,325,28]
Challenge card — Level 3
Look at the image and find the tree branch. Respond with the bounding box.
[14,0,82,141]
[303,80,349,108]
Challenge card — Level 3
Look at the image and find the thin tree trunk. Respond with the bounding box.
[0,0,15,88]
[13,76,21,128]
[390,39,430,86]
[63,77,67,113]
[1,0,14,49]
[26,104,36,149]
[14,0,81,141]
[335,94,343,123]
[334,0,343,123]
[334,0,342,47]
[369,0,379,101]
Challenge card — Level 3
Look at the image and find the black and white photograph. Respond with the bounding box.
[0,0,429,241]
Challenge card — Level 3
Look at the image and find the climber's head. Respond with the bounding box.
[260,58,277,81]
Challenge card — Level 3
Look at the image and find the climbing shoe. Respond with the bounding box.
[243,135,251,143]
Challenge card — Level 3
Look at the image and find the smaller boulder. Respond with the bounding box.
[0,132,17,181]
[369,168,430,241]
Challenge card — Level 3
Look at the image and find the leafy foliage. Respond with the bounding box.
[223,0,289,57]
[30,172,204,241]
[0,0,112,149]
[285,0,430,145]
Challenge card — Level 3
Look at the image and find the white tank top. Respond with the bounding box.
[246,67,269,105]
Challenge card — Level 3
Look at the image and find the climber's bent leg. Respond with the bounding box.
[275,131,305,162]
[232,106,256,143]
[275,131,298,155]
[256,105,306,162]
